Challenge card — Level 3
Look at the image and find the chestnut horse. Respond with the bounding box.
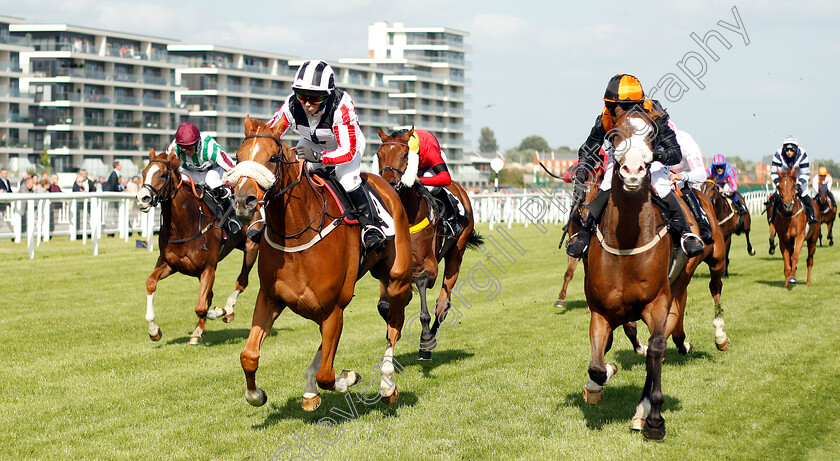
[375,128,482,360]
[226,117,412,410]
[772,172,820,288]
[700,180,756,277]
[136,149,260,345]
[815,190,836,246]
[581,109,680,440]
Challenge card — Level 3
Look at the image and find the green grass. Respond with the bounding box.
[1,222,839,460]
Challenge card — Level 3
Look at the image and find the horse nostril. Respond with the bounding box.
[244,196,257,208]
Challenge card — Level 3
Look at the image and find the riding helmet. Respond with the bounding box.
[175,122,200,146]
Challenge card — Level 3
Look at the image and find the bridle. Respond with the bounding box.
[378,141,409,189]
[141,159,181,207]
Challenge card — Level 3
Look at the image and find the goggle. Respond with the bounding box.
[784,144,796,152]
[296,93,327,104]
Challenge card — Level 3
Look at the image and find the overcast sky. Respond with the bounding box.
[3,0,839,162]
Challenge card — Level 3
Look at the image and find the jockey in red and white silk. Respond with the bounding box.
[407,129,451,187]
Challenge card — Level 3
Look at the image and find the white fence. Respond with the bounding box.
[0,192,158,259]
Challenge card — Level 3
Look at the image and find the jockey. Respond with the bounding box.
[706,154,748,215]
[267,59,385,251]
[402,128,463,236]
[812,166,836,209]
[669,124,714,244]
[165,122,241,235]
[566,73,705,259]
[768,135,817,224]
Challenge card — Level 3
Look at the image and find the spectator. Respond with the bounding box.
[119,176,128,192]
[103,161,121,191]
[95,177,105,192]
[37,178,49,193]
[0,168,11,193]
[72,169,95,192]
[48,174,62,192]
[18,175,35,193]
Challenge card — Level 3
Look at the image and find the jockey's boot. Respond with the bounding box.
[801,194,818,224]
[683,188,714,245]
[566,188,609,258]
[432,187,462,237]
[348,186,386,251]
[732,196,748,215]
[661,192,705,258]
[766,193,779,223]
[246,227,264,244]
[213,184,242,235]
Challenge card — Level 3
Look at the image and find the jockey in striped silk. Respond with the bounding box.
[767,135,817,224]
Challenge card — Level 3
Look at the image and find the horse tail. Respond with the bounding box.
[466,230,484,250]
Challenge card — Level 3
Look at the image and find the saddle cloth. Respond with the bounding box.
[315,171,396,239]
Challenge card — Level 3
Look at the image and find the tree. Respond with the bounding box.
[478,127,498,153]
[39,148,51,174]
[518,135,550,153]
[503,147,530,165]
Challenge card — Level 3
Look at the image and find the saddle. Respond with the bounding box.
[312,169,388,227]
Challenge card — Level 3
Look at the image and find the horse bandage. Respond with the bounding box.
[223,161,275,190]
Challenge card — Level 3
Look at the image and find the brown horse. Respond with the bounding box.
[772,172,820,288]
[136,149,260,345]
[580,108,682,440]
[375,128,482,360]
[814,190,836,246]
[700,180,756,277]
[227,116,412,410]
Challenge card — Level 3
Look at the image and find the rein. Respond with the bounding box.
[142,160,216,244]
[378,142,409,187]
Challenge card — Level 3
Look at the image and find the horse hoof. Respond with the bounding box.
[149,328,162,341]
[830,240,834,247]
[635,345,648,357]
[246,389,268,407]
[381,385,399,405]
[749,248,756,256]
[583,387,604,405]
[768,247,775,255]
[678,343,693,356]
[189,335,202,345]
[788,277,797,285]
[223,312,235,323]
[642,421,666,441]
[417,349,432,361]
[716,337,731,351]
[629,416,644,431]
[302,394,322,412]
[554,299,566,308]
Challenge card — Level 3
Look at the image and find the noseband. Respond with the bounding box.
[378,141,410,188]
[241,133,301,199]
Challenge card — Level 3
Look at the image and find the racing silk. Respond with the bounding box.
[576,98,682,184]
[268,88,364,165]
[165,132,235,172]
[408,129,451,187]
[770,146,810,188]
[707,162,738,193]
[813,173,833,195]
[671,130,706,187]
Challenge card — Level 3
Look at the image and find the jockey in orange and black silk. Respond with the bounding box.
[565,73,705,259]
[813,166,836,209]
[402,129,463,236]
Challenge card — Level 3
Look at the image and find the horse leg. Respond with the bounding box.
[743,214,756,256]
[211,239,259,323]
[189,266,215,345]
[145,257,174,341]
[782,244,793,288]
[806,233,817,286]
[380,277,409,405]
[430,247,465,338]
[555,256,579,308]
[768,222,777,255]
[828,218,834,246]
[415,275,435,360]
[668,292,692,355]
[724,236,732,278]
[241,289,282,407]
[622,321,647,356]
[634,297,668,440]
[707,251,729,351]
[584,312,617,405]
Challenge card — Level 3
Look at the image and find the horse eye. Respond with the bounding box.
[403,154,409,160]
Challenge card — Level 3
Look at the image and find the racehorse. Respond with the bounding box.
[136,149,260,345]
[580,108,687,440]
[700,180,756,277]
[772,172,820,288]
[226,116,413,410]
[814,190,836,246]
[375,128,483,360]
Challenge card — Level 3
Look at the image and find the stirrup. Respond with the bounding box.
[680,233,705,258]
[362,225,386,251]
[566,231,590,258]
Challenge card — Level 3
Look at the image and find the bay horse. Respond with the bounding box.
[699,180,756,277]
[772,172,820,288]
[136,149,260,345]
[227,116,412,411]
[375,128,482,360]
[580,108,685,440]
[814,190,836,246]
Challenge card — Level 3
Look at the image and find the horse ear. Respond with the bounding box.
[244,114,252,134]
[407,126,415,138]
[148,149,156,160]
[378,128,387,141]
[166,151,181,169]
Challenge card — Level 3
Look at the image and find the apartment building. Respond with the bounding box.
[0,16,35,174]
[341,21,472,160]
[1,18,471,180]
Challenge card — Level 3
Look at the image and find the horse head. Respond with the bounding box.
[376,127,416,190]
[226,115,294,222]
[137,148,181,212]
[777,171,798,214]
[610,109,659,192]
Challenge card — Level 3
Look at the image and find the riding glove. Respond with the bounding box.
[295,146,322,163]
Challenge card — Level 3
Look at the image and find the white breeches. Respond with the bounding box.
[181,167,225,189]
[601,161,672,198]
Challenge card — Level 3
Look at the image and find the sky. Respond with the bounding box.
[3,0,839,162]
